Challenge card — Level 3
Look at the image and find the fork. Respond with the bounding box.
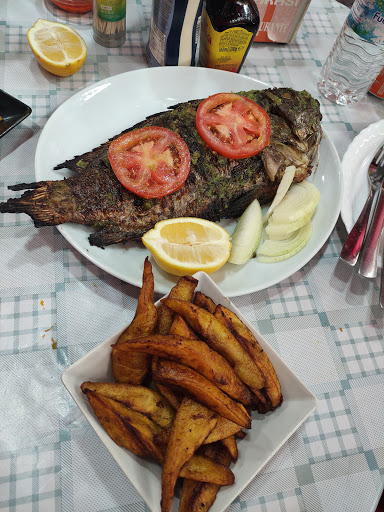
[340,145,384,266]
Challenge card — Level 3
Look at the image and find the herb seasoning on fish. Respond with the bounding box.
[0,88,322,248]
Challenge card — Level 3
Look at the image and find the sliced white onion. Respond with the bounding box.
[258,221,312,260]
[265,208,315,239]
[263,165,296,222]
[270,181,320,224]
[229,199,263,265]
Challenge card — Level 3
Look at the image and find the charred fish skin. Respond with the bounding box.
[55,88,321,177]
[0,88,322,248]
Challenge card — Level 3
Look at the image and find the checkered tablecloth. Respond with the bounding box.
[0,0,383,511]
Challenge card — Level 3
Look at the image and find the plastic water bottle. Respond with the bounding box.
[318,0,384,105]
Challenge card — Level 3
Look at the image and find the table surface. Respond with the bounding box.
[1,0,383,511]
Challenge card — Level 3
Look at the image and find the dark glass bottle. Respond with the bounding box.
[199,0,260,73]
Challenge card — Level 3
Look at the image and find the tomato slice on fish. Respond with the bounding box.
[108,126,191,199]
[196,93,271,159]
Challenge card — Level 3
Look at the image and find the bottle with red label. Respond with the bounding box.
[198,0,260,73]
[369,66,384,99]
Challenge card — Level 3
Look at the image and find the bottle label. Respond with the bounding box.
[348,0,384,44]
[199,7,253,73]
[97,0,126,22]
[146,0,203,66]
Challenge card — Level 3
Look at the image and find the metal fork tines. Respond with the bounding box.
[340,144,384,266]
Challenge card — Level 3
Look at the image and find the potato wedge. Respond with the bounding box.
[194,291,216,314]
[155,383,183,410]
[214,304,282,410]
[112,334,253,406]
[203,415,242,444]
[161,397,218,512]
[112,257,158,384]
[161,298,266,401]
[157,275,198,335]
[87,391,167,462]
[180,454,234,485]
[81,381,175,429]
[169,314,200,340]
[153,359,251,428]
[220,435,238,462]
[86,391,154,461]
[179,444,232,512]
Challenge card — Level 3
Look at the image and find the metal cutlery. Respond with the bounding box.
[340,145,384,266]
[358,179,384,278]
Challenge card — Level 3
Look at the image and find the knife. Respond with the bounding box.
[358,180,384,278]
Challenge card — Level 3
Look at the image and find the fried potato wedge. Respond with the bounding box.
[161,298,266,401]
[157,276,198,335]
[194,291,216,314]
[215,304,282,411]
[161,398,218,512]
[87,391,167,462]
[169,314,200,340]
[153,359,251,428]
[179,444,232,512]
[203,415,243,444]
[86,390,154,461]
[220,435,238,462]
[112,257,158,384]
[81,381,175,429]
[112,334,253,406]
[180,454,234,485]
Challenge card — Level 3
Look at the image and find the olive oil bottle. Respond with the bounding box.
[199,0,260,73]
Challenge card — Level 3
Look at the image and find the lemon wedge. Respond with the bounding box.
[142,218,232,276]
[27,19,87,77]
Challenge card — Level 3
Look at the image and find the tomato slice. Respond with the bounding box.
[108,126,191,199]
[196,93,271,159]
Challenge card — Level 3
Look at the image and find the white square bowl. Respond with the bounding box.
[62,271,317,512]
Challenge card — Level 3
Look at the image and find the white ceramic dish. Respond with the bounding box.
[341,120,384,232]
[35,67,341,296]
[62,271,318,512]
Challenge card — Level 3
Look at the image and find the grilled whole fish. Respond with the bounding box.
[0,88,322,248]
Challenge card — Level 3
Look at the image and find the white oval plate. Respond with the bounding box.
[341,120,384,232]
[35,67,342,297]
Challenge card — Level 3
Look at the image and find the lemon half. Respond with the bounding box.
[142,218,232,276]
[27,19,87,77]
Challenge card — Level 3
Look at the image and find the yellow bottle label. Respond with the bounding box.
[199,7,253,73]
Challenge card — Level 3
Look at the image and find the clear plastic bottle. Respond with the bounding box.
[318,0,384,105]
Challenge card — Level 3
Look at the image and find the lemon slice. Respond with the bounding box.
[142,218,232,276]
[27,19,87,77]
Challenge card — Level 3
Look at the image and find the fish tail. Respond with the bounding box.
[0,185,59,226]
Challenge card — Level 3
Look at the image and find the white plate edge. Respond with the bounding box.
[341,119,384,233]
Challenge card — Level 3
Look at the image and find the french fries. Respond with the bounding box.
[160,298,267,403]
[214,304,282,411]
[81,381,175,428]
[161,397,218,512]
[179,444,232,512]
[153,358,251,428]
[112,334,254,406]
[112,257,158,384]
[81,259,282,512]
[157,275,198,335]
